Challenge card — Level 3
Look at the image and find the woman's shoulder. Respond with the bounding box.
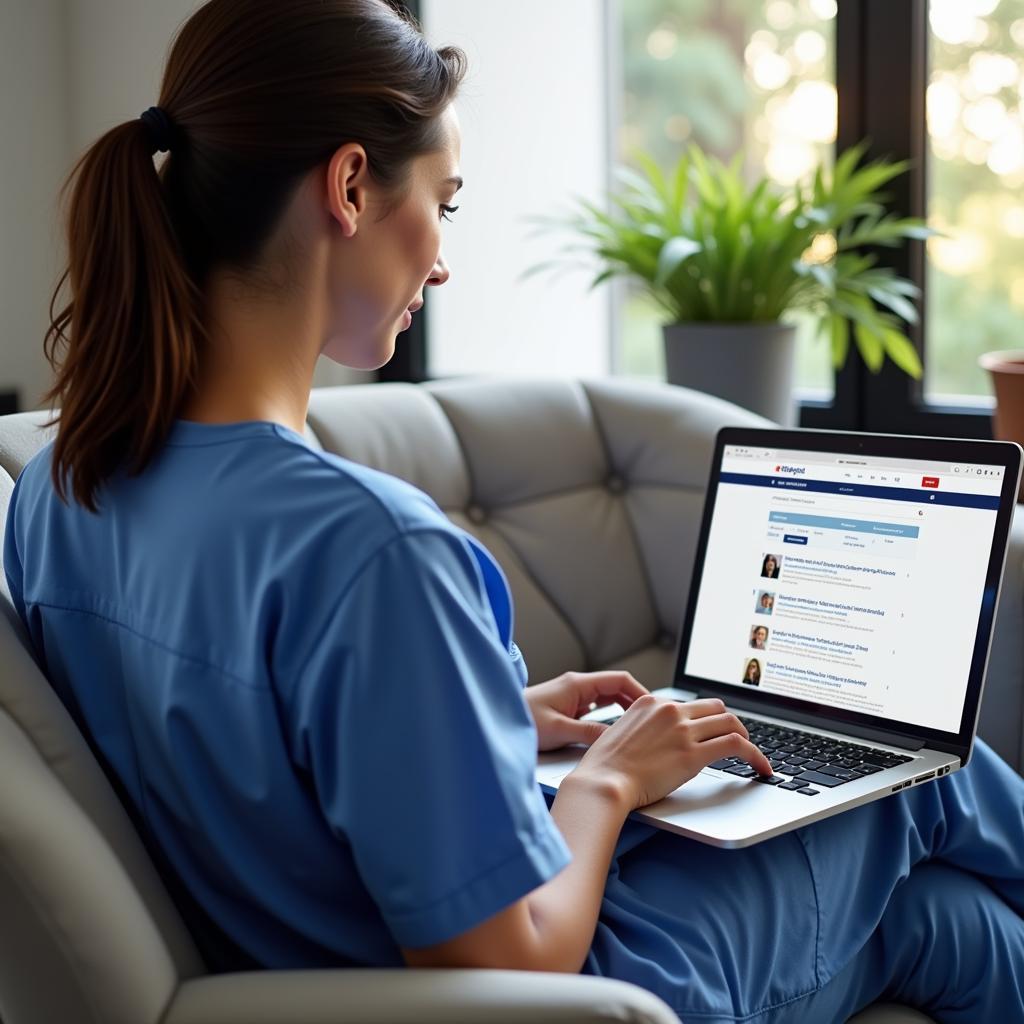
[270,435,452,538]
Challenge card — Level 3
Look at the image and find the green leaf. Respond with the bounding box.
[654,236,703,287]
[867,286,919,325]
[587,267,618,291]
[880,327,923,379]
[854,321,885,372]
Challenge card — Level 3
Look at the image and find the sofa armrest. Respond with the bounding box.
[161,968,679,1024]
[977,513,1024,773]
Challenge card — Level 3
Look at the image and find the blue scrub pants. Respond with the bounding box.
[580,738,1024,1022]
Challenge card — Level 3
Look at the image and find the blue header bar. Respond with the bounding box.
[769,510,920,538]
[719,472,1000,510]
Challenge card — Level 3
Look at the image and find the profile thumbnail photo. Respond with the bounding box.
[761,553,783,579]
[749,623,770,650]
[754,590,775,616]
[742,657,762,686]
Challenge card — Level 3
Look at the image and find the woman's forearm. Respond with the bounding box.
[523,770,632,973]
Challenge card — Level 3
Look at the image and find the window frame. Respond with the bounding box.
[378,0,429,384]
[798,0,992,437]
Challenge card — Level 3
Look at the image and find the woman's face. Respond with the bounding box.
[765,557,776,574]
[754,627,768,644]
[320,104,462,370]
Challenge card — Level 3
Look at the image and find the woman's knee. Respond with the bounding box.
[875,861,1024,1014]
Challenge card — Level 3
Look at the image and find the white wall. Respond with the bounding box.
[421,0,614,377]
[0,0,72,412]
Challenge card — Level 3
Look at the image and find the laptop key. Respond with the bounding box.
[708,758,740,770]
[725,764,758,777]
[858,751,900,768]
[796,788,821,796]
[853,764,882,775]
[802,759,825,772]
[793,770,846,788]
[755,775,785,785]
[778,764,805,776]
[778,780,805,790]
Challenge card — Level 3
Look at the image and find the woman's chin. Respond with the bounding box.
[320,334,397,371]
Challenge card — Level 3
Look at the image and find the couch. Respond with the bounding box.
[4,376,1017,1023]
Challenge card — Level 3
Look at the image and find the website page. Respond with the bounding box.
[684,445,1004,734]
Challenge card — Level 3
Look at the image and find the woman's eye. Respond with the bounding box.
[440,204,459,222]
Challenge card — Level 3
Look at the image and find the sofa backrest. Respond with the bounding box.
[0,378,764,1023]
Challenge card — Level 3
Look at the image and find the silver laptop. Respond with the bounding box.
[537,427,1023,847]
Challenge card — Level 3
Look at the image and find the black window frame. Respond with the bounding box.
[377,0,430,384]
[800,0,992,438]
[384,0,997,441]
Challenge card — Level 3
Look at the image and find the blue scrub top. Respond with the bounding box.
[3,418,571,967]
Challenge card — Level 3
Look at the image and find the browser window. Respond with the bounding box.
[684,445,1003,734]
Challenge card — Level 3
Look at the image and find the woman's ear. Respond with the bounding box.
[326,144,369,238]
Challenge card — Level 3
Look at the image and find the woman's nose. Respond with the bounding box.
[427,251,450,288]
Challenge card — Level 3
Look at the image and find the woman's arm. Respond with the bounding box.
[402,770,629,974]
[402,695,771,973]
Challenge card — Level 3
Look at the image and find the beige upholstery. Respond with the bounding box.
[3,376,1019,1023]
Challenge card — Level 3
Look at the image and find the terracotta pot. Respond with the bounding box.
[979,350,1024,501]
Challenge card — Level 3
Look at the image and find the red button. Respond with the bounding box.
[921,476,939,488]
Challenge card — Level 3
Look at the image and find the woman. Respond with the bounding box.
[5,2,1024,1020]
[761,554,781,579]
[750,625,769,650]
[742,659,762,686]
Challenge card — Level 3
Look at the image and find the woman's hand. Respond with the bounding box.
[524,670,649,752]
[573,694,774,810]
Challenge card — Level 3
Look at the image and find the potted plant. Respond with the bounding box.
[523,142,932,425]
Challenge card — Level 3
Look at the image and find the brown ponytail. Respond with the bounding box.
[41,0,467,513]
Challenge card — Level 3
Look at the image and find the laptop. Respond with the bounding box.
[536,427,1023,847]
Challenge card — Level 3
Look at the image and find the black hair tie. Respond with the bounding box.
[139,106,176,155]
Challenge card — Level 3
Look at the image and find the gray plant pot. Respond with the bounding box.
[662,322,797,426]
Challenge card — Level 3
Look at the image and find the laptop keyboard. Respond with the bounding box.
[603,711,914,796]
[715,716,914,796]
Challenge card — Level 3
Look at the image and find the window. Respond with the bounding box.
[615,0,837,398]
[399,0,1015,441]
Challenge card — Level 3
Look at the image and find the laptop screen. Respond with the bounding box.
[683,442,1005,736]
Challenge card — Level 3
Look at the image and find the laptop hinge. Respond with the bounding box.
[696,690,927,751]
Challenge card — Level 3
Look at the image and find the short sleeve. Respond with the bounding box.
[281,527,571,949]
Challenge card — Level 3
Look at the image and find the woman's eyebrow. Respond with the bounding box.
[443,175,464,191]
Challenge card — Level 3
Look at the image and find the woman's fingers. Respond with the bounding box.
[579,671,650,708]
[679,697,729,720]
[700,732,773,775]
[688,710,750,743]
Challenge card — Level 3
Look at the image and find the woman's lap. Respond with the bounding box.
[581,738,1024,1021]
